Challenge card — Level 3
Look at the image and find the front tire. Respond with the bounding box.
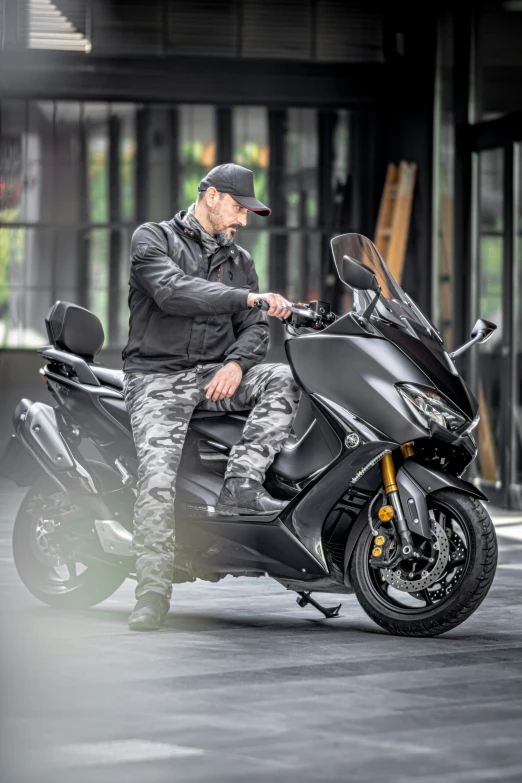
[13,474,127,609]
[350,490,497,637]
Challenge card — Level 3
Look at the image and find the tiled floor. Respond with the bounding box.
[1,480,521,783]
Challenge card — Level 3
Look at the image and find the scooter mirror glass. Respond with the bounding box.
[341,255,380,292]
[471,318,497,342]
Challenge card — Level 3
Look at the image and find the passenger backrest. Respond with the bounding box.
[45,301,105,361]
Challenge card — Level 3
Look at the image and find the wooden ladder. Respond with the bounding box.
[374,161,417,284]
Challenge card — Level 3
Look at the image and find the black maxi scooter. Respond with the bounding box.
[3,233,498,637]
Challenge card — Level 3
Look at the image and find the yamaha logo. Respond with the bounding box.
[345,433,360,449]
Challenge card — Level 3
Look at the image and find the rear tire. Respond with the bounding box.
[349,490,497,637]
[13,474,127,609]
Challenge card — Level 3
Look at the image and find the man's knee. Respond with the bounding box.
[267,364,300,397]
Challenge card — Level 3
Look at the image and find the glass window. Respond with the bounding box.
[476,0,522,121]
[332,110,350,196]
[232,107,270,291]
[115,104,137,222]
[54,102,82,225]
[0,226,55,348]
[88,228,109,338]
[26,102,54,225]
[476,147,504,483]
[286,109,318,229]
[0,101,25,223]
[0,98,339,351]
[286,232,322,304]
[433,11,455,349]
[146,107,172,222]
[233,106,269,222]
[85,103,109,224]
[234,231,269,293]
[513,144,522,484]
[179,105,216,209]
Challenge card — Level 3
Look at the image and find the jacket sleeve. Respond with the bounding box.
[129,223,249,316]
[224,252,270,373]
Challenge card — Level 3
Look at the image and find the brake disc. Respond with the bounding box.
[381,521,450,593]
[32,516,66,567]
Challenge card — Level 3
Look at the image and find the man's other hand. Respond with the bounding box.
[204,361,243,401]
[247,292,292,320]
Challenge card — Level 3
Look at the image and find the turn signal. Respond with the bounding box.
[372,547,382,557]
[374,535,385,546]
[378,505,394,522]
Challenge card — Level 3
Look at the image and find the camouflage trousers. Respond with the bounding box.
[123,363,301,599]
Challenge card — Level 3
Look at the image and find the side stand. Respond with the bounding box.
[296,592,342,619]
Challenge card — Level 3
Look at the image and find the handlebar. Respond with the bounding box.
[253,299,316,320]
[253,299,336,330]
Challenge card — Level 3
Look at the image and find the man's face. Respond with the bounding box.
[206,190,248,246]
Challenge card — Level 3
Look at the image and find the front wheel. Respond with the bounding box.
[13,475,127,609]
[349,490,497,637]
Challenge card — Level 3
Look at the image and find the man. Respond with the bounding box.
[123,163,301,631]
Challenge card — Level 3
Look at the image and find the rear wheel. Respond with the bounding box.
[13,474,127,609]
[349,490,497,637]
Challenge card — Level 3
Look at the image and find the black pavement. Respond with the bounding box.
[1,478,521,783]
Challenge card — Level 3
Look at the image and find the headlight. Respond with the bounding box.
[396,383,467,432]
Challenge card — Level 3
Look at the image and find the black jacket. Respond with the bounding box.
[122,212,269,374]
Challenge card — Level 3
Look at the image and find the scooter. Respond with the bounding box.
[2,233,498,637]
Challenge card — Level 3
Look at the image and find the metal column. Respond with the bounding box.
[216,108,232,165]
[108,114,121,347]
[268,109,287,359]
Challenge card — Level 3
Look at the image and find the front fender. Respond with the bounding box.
[397,460,488,540]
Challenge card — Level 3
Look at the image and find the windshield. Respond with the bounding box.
[331,233,440,341]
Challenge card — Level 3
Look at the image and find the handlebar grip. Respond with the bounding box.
[253,299,270,312]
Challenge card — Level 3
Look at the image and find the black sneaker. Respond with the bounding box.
[128,592,170,631]
[215,477,289,515]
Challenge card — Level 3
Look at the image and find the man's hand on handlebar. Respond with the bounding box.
[247,292,292,321]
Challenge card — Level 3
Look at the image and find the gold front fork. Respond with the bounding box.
[379,444,417,556]
[380,452,398,493]
[400,441,415,460]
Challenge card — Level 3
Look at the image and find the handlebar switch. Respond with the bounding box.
[309,300,331,317]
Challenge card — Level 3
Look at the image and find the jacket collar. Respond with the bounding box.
[171,212,239,270]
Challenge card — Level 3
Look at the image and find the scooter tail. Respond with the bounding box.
[11,399,134,558]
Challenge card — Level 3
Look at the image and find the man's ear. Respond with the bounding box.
[205,187,218,208]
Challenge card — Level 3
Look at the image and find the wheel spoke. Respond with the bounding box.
[65,560,78,579]
[448,557,466,569]
[420,589,434,606]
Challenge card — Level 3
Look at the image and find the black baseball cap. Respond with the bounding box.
[198,163,271,217]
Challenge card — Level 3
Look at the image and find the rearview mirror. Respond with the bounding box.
[471,318,497,343]
[449,318,498,360]
[340,255,380,292]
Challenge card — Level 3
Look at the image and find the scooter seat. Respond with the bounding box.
[190,415,335,482]
[191,410,250,420]
[89,366,125,389]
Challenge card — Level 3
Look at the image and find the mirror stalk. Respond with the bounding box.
[362,288,382,320]
[449,332,486,360]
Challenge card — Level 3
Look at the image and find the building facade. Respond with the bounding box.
[0,0,521,506]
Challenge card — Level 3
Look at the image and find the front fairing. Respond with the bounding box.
[374,320,478,420]
[330,233,478,421]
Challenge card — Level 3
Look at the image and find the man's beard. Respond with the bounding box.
[208,209,239,247]
[214,229,235,247]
